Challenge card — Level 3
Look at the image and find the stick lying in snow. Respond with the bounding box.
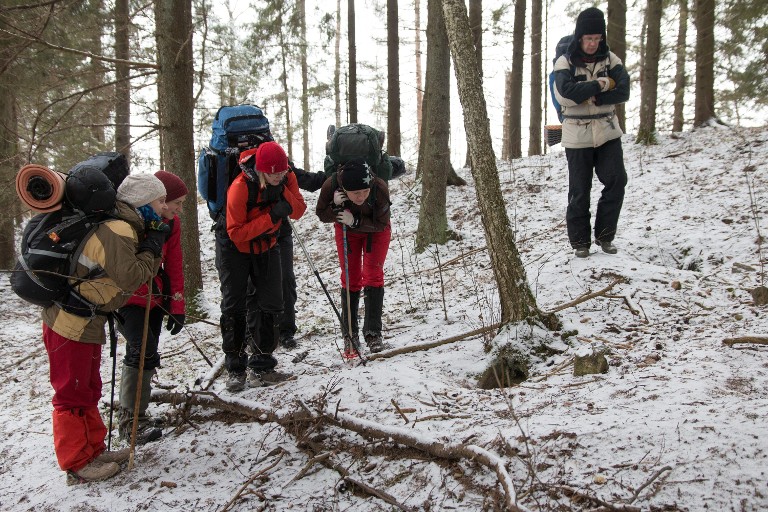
[546,278,625,313]
[367,323,502,361]
[722,336,768,346]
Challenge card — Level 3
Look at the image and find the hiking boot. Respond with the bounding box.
[280,334,297,350]
[364,333,385,353]
[226,371,246,392]
[117,409,162,445]
[574,247,590,258]
[66,460,120,485]
[597,240,618,254]
[258,369,294,386]
[95,448,130,465]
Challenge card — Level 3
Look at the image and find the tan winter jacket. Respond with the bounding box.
[41,201,162,344]
[553,49,630,149]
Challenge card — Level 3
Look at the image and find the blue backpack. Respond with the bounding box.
[197,105,272,219]
[548,35,575,123]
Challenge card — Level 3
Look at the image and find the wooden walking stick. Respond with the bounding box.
[128,278,153,469]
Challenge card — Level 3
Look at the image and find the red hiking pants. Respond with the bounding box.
[43,324,106,472]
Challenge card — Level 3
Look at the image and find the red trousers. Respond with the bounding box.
[43,324,106,472]
[334,223,391,291]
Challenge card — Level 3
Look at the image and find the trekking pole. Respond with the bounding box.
[342,225,366,364]
[106,315,118,451]
[287,218,353,363]
[128,278,152,469]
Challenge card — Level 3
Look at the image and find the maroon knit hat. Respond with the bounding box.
[154,170,189,202]
[255,141,289,174]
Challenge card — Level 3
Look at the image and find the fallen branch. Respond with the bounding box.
[368,323,502,361]
[629,465,672,503]
[221,450,285,512]
[722,336,768,346]
[343,476,415,512]
[546,278,625,313]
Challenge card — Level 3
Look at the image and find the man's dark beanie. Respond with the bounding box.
[575,7,606,40]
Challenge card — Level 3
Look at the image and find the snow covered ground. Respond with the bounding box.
[1,125,766,511]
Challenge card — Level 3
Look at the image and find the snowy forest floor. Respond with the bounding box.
[1,125,767,511]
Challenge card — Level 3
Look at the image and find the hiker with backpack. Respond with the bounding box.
[115,170,189,445]
[552,6,630,258]
[37,162,167,485]
[217,141,307,392]
[315,160,392,354]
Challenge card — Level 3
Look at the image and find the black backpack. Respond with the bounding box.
[323,123,393,181]
[11,206,111,316]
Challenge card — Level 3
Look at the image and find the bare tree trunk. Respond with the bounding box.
[464,0,481,168]
[335,0,342,127]
[154,0,203,313]
[415,0,452,251]
[441,0,550,327]
[387,0,401,156]
[636,0,662,144]
[348,0,358,123]
[0,82,17,267]
[502,71,512,160]
[114,0,131,157]
[508,0,525,159]
[415,0,423,147]
[278,28,293,156]
[693,0,716,126]
[672,0,688,132]
[299,0,310,170]
[527,0,542,156]
[607,0,627,131]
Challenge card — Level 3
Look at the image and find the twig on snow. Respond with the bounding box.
[220,450,285,512]
[629,465,672,503]
[546,278,625,313]
[722,336,768,346]
[367,323,502,361]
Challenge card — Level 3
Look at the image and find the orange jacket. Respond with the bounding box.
[226,171,306,253]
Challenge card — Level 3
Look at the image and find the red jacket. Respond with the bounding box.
[123,215,185,315]
[226,172,306,253]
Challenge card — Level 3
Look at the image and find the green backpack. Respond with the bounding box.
[324,123,393,181]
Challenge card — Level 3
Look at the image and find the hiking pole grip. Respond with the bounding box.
[128,278,153,469]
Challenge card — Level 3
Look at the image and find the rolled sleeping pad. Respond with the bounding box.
[15,164,67,213]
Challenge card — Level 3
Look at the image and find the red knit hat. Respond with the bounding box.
[154,170,189,202]
[255,141,289,174]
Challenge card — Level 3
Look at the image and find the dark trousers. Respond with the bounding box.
[117,305,164,370]
[565,137,627,248]
[216,239,283,373]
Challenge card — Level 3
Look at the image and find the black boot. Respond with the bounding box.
[341,289,360,354]
[221,313,247,374]
[363,286,385,353]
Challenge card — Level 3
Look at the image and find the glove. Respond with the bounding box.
[597,76,615,92]
[145,219,171,234]
[269,199,293,223]
[166,314,185,335]
[262,183,284,203]
[138,229,168,257]
[336,209,360,228]
[333,189,349,206]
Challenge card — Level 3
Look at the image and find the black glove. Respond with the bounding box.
[262,183,284,203]
[269,199,293,224]
[145,220,171,234]
[166,314,185,335]
[138,229,168,257]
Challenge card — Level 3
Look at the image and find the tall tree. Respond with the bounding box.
[415,0,453,251]
[387,0,401,156]
[607,0,627,130]
[114,0,131,157]
[298,0,310,170]
[154,0,203,310]
[672,0,688,132]
[348,0,358,123]
[441,0,558,391]
[335,0,342,126]
[693,0,716,126]
[464,0,482,168]
[415,0,424,145]
[527,0,542,156]
[505,0,526,160]
[636,0,662,144]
